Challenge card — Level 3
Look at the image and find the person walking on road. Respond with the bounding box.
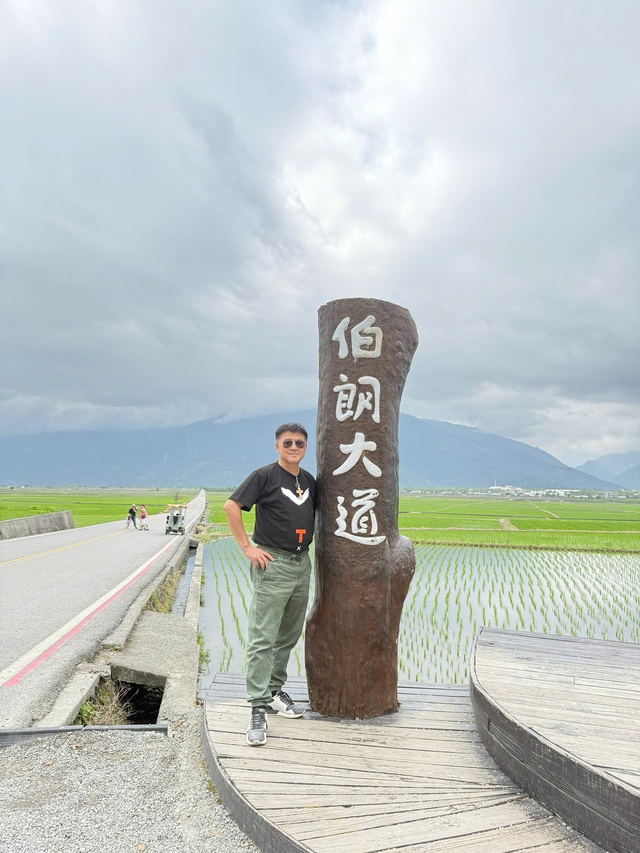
[126,504,137,529]
[223,422,316,746]
[139,505,149,530]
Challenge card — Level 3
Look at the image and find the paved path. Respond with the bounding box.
[0,492,206,727]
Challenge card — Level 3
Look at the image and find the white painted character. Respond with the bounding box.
[333,374,381,424]
[332,315,383,359]
[333,431,382,478]
[335,490,386,545]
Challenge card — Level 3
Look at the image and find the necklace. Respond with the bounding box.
[294,474,304,500]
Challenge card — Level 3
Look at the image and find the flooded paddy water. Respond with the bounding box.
[198,537,640,695]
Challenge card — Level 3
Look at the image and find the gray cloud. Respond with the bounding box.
[1,0,639,467]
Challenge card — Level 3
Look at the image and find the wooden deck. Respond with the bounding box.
[471,628,640,853]
[203,673,601,852]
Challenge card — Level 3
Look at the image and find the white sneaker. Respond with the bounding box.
[268,690,305,718]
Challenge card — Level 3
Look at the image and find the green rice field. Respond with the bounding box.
[0,488,199,528]
[200,537,640,688]
[204,491,640,552]
[3,489,638,550]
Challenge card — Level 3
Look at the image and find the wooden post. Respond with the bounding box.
[305,298,418,718]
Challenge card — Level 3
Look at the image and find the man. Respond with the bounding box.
[223,423,316,746]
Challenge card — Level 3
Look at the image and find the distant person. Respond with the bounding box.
[126,504,137,529]
[139,505,149,530]
[223,422,316,747]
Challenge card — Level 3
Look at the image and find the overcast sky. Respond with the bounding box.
[1,1,639,466]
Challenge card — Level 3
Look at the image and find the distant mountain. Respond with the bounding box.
[576,451,640,488]
[396,418,621,490]
[0,411,623,490]
[612,463,640,490]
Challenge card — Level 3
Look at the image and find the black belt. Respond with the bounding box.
[254,543,309,558]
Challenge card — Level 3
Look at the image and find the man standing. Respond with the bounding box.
[127,504,137,529]
[223,423,316,746]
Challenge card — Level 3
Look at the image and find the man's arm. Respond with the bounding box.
[223,499,274,570]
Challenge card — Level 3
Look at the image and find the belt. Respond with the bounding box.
[254,543,309,558]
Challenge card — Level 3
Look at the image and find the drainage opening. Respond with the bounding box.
[116,681,164,725]
[74,677,164,726]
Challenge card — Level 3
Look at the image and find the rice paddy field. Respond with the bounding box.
[200,536,640,689]
[199,491,640,688]
[0,488,199,528]
[204,490,640,551]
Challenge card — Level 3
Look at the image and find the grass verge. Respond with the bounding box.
[145,562,186,613]
[74,679,132,726]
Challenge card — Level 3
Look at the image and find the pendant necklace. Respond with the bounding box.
[294,474,304,500]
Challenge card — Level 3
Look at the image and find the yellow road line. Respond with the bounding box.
[0,530,126,567]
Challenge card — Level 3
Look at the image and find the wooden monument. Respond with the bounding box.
[305,297,418,718]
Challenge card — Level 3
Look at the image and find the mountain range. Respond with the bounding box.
[576,451,640,490]
[1,410,635,491]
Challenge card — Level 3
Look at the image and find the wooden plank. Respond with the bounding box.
[297,800,562,853]
[221,746,498,776]
[220,720,494,753]
[611,770,640,789]
[476,653,640,682]
[477,658,640,690]
[207,707,481,738]
[375,822,597,853]
[272,794,527,839]
[471,628,640,853]
[206,704,477,730]
[207,672,471,702]
[486,699,640,732]
[241,791,508,810]
[480,627,640,653]
[204,667,604,853]
[260,792,521,824]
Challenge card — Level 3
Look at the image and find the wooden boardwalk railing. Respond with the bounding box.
[203,672,602,852]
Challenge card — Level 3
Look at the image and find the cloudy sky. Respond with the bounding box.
[1,0,639,466]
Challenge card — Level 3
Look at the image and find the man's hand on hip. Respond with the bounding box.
[243,545,274,571]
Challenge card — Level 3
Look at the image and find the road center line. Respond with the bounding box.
[0,539,176,688]
[0,530,126,568]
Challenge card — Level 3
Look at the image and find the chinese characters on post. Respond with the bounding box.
[306,297,418,720]
[331,316,386,546]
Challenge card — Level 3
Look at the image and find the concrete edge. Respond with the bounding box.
[101,534,196,652]
[35,534,204,729]
[100,496,204,652]
[157,541,204,723]
[36,665,110,728]
[184,540,204,629]
[1,724,169,749]
[0,510,74,541]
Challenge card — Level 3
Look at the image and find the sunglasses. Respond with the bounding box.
[281,439,306,449]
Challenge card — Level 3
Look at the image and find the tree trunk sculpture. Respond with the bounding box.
[305,298,419,718]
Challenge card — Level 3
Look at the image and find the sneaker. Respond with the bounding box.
[268,690,305,718]
[246,706,268,746]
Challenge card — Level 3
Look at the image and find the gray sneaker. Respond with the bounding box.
[268,690,305,718]
[246,705,268,746]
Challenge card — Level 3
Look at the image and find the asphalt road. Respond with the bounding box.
[0,491,207,728]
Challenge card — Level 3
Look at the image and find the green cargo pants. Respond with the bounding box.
[246,544,311,707]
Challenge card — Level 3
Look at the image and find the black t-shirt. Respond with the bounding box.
[229,462,316,553]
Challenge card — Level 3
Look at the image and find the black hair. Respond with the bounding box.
[275,422,308,440]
